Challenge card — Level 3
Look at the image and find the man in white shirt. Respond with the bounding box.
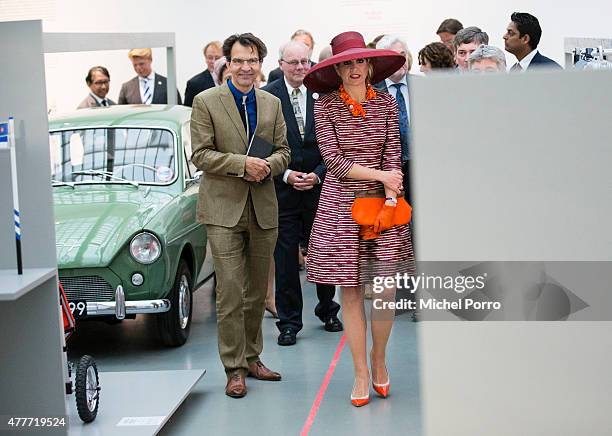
[118,48,182,104]
[262,40,342,346]
[77,66,115,109]
[268,30,317,83]
[504,12,562,71]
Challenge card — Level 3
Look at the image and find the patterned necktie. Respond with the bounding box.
[143,78,152,104]
[291,88,305,139]
[391,83,409,162]
[101,99,108,107]
[510,63,523,72]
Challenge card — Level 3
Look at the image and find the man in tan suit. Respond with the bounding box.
[191,33,290,398]
[117,48,182,105]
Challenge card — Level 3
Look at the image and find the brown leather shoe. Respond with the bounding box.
[225,371,247,398]
[247,360,282,381]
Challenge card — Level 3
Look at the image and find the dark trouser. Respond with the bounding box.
[403,160,412,206]
[274,204,340,333]
[400,159,416,314]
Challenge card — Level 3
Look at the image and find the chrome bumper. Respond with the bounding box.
[86,285,170,319]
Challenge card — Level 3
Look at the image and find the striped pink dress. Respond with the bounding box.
[306,90,415,287]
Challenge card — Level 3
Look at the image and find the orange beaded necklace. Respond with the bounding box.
[338,84,377,119]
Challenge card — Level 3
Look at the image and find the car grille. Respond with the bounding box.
[60,276,114,302]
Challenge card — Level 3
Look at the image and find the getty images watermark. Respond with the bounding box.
[371,272,501,312]
[368,262,611,321]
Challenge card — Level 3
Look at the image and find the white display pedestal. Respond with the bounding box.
[65,370,205,435]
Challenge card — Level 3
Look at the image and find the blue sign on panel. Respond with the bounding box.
[0,122,8,142]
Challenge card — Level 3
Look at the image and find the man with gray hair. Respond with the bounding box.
[262,40,342,346]
[374,34,412,202]
[453,26,489,71]
[468,45,507,72]
[268,29,317,83]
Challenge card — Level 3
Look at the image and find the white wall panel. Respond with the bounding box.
[1,0,611,113]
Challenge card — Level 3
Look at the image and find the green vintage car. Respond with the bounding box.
[49,105,212,346]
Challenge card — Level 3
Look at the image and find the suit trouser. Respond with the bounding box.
[274,203,340,333]
[403,160,411,206]
[206,197,277,375]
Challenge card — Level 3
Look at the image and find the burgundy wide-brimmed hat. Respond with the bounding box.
[303,31,406,93]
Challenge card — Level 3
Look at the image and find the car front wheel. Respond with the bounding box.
[156,259,193,346]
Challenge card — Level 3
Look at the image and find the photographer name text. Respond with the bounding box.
[373,297,502,311]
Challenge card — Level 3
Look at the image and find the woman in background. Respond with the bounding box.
[418,41,456,74]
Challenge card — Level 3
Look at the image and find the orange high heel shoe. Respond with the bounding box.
[372,375,390,398]
[371,355,390,398]
[351,393,370,407]
[350,380,370,407]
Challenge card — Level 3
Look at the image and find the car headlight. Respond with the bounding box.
[130,232,161,264]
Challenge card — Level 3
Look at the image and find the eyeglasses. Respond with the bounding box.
[92,80,110,86]
[230,58,261,66]
[281,59,311,67]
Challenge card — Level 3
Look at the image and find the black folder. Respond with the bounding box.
[246,134,275,159]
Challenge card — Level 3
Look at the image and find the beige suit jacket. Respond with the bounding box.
[190,83,290,229]
[76,94,115,109]
[117,73,182,105]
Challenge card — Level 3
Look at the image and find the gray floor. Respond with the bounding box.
[67,274,421,436]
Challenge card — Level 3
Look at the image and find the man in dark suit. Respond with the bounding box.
[184,41,222,107]
[374,35,412,204]
[262,40,342,346]
[77,66,115,109]
[118,48,182,105]
[268,29,316,84]
[504,12,562,71]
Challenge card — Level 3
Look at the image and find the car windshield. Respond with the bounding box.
[49,127,176,185]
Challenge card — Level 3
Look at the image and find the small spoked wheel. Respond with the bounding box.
[75,355,100,423]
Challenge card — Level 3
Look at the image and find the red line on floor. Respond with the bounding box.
[300,334,347,436]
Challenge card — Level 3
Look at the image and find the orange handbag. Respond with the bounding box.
[351,189,412,226]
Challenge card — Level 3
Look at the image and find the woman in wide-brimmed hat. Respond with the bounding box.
[304,31,416,407]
